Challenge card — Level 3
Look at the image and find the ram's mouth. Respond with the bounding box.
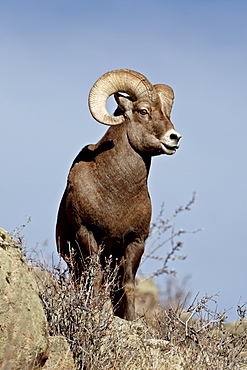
[160,142,178,155]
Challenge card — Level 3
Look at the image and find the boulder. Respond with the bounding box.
[43,336,75,370]
[135,278,159,316]
[95,315,181,370]
[0,228,49,369]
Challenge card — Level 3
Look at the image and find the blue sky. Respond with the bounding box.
[1,0,247,321]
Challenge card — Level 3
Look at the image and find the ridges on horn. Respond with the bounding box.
[88,69,155,126]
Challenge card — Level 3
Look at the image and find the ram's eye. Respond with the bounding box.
[139,109,148,115]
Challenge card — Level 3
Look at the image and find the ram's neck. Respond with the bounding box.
[92,124,151,191]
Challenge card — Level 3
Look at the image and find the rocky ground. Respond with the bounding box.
[1,227,247,369]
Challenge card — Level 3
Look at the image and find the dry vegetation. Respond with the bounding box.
[11,196,247,369]
[32,260,247,369]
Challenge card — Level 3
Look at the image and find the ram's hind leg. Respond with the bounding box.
[113,239,144,321]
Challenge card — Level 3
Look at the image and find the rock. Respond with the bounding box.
[97,315,181,370]
[135,278,159,316]
[0,227,16,246]
[0,228,49,369]
[43,336,75,370]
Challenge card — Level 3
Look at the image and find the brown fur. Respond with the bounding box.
[56,89,180,320]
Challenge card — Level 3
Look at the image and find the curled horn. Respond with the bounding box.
[153,84,174,117]
[88,69,155,126]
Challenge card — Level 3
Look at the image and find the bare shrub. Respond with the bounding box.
[34,254,119,369]
[7,197,247,369]
[153,294,247,369]
[140,193,201,280]
[34,253,247,369]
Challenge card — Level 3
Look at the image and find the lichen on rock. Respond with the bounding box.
[0,228,49,369]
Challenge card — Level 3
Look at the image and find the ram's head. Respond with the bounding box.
[89,69,181,156]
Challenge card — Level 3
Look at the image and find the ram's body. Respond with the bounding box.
[56,69,181,320]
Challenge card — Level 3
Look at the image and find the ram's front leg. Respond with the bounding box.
[113,239,145,321]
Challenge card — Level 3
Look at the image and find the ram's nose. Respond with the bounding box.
[170,131,181,143]
[169,130,182,148]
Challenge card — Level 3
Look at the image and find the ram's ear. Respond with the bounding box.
[114,93,133,112]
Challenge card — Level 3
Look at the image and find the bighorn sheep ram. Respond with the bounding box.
[56,69,181,320]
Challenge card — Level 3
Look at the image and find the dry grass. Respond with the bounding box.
[8,197,247,369]
[153,294,247,369]
[30,254,247,370]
